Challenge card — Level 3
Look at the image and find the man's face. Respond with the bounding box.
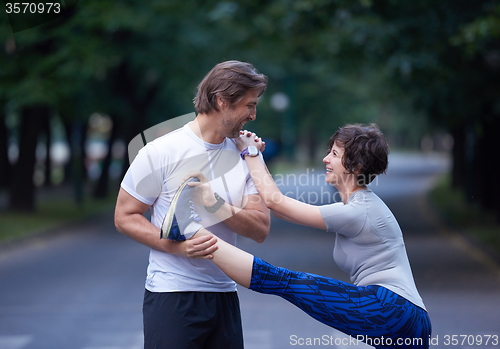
[219,90,260,138]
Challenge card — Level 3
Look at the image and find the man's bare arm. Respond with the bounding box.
[210,193,270,243]
[114,188,217,258]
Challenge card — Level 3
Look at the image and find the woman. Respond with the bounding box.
[176,124,431,349]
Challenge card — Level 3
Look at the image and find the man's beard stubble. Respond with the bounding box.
[221,113,244,139]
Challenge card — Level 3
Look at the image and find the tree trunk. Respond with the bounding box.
[62,119,89,206]
[9,105,50,211]
[43,113,52,187]
[93,115,118,198]
[0,107,11,188]
[464,120,479,204]
[109,61,159,180]
[450,123,466,189]
[62,120,73,184]
[476,116,500,221]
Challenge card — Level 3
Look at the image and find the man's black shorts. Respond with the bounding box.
[143,290,244,349]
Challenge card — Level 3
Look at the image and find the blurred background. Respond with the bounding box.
[1,1,500,348]
[1,0,500,222]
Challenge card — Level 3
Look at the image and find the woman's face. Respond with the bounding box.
[322,142,347,185]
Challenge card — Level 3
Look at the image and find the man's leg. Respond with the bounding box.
[143,290,217,349]
[204,292,244,349]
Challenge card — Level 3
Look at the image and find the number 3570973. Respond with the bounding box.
[6,3,61,14]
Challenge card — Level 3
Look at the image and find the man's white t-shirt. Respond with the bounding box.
[121,123,258,292]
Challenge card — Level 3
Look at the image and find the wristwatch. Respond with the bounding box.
[204,192,226,213]
[240,146,259,160]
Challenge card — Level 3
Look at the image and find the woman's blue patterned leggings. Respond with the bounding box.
[250,257,431,349]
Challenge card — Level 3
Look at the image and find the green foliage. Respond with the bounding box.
[430,174,500,254]
[452,3,500,54]
[0,0,428,138]
[1,0,495,129]
[363,0,499,129]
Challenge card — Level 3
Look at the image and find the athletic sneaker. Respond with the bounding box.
[160,177,203,241]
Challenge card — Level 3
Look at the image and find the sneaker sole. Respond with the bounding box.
[160,178,193,239]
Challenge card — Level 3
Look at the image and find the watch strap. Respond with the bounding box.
[204,192,225,213]
[240,148,249,160]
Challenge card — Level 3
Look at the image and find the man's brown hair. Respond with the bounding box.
[327,124,389,185]
[194,61,268,114]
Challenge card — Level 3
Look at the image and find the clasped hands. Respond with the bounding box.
[236,129,266,153]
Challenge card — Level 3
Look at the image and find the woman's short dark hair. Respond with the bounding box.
[327,124,389,185]
[194,60,268,114]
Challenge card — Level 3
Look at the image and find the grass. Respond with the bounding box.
[0,188,117,243]
[429,174,500,256]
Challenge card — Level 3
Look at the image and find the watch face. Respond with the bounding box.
[248,146,259,156]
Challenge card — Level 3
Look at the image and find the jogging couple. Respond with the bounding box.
[114,60,431,349]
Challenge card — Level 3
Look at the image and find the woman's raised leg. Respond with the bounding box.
[196,228,254,288]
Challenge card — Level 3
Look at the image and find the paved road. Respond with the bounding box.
[0,152,499,349]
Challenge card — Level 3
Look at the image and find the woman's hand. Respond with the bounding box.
[185,171,218,207]
[236,130,266,152]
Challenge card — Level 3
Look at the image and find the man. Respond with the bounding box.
[114,60,271,349]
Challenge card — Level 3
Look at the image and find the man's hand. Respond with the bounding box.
[168,233,218,259]
[184,171,217,207]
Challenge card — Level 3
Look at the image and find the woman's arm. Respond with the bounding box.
[237,132,326,230]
